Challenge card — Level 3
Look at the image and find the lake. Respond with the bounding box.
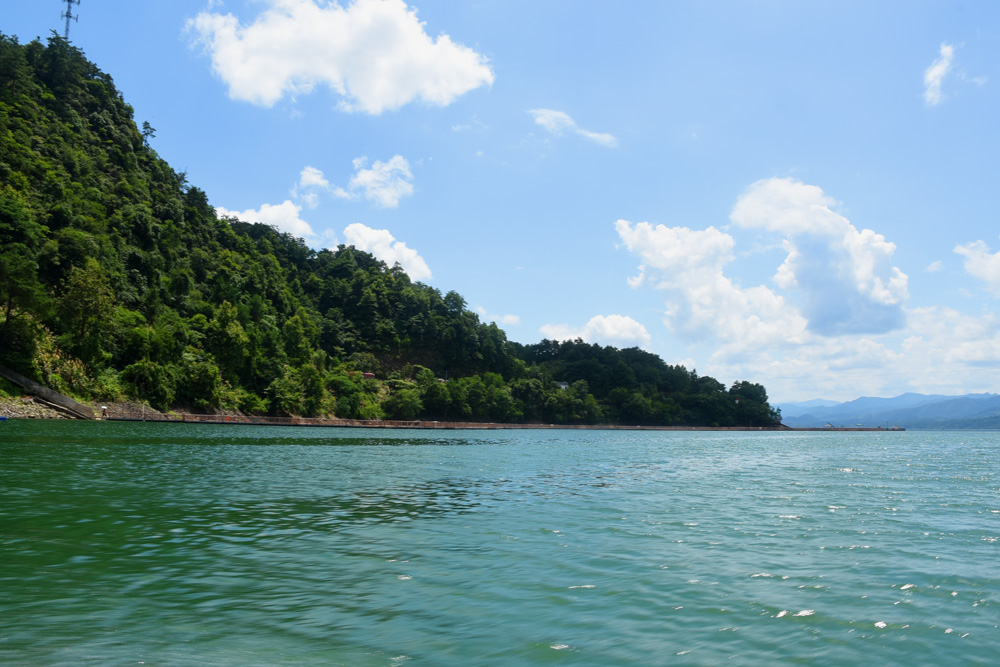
[2,421,998,665]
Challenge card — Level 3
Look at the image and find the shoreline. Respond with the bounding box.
[0,396,68,420]
[0,397,904,431]
[0,400,903,431]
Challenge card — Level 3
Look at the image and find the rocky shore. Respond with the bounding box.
[0,396,69,419]
[0,397,168,420]
[0,397,233,421]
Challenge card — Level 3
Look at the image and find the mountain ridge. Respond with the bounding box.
[778,393,1000,429]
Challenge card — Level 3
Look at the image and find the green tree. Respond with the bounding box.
[56,256,113,364]
[141,120,155,146]
[421,379,451,418]
[120,360,177,410]
[297,363,325,417]
[0,245,49,334]
[206,301,249,379]
[175,348,229,411]
[267,366,304,416]
[384,386,423,420]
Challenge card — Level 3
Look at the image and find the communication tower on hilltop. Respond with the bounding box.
[62,0,81,39]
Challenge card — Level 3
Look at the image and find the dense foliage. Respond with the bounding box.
[0,34,779,426]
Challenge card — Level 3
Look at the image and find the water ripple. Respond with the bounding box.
[2,423,999,664]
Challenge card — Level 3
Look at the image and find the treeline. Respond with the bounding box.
[0,34,780,426]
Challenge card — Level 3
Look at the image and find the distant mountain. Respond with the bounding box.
[778,393,1000,429]
[776,399,840,418]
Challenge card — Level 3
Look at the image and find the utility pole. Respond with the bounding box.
[62,0,81,40]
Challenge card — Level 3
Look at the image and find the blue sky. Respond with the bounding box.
[6,1,1000,402]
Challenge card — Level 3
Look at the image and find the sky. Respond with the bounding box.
[5,0,1000,403]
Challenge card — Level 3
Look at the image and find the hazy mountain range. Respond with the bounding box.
[777,393,1000,429]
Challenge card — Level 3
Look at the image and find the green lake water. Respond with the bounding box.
[2,421,999,665]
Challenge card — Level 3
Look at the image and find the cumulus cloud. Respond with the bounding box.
[529,108,618,147]
[216,200,318,241]
[187,0,494,114]
[348,156,414,207]
[955,239,1000,296]
[296,155,414,208]
[614,177,913,399]
[342,222,431,280]
[924,42,955,106]
[476,307,520,327]
[294,166,329,208]
[613,178,936,400]
[540,315,651,347]
[730,178,908,336]
[299,165,329,189]
[615,219,807,346]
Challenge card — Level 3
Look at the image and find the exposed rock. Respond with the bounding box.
[98,401,167,420]
[0,396,68,419]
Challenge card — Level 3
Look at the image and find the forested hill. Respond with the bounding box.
[0,33,779,426]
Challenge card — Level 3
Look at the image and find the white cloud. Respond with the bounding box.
[530,108,574,134]
[612,179,1000,403]
[216,200,319,242]
[295,166,330,208]
[615,219,807,347]
[295,156,414,208]
[955,239,1000,296]
[348,156,414,207]
[475,307,520,327]
[541,315,651,347]
[528,108,618,147]
[615,178,917,399]
[187,0,494,114]
[299,165,329,189]
[926,260,944,273]
[904,307,1000,368]
[710,305,1000,402]
[730,178,908,336]
[342,222,431,281]
[924,42,955,106]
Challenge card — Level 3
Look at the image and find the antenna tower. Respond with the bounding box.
[62,0,81,40]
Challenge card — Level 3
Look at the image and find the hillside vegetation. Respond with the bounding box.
[0,33,779,426]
